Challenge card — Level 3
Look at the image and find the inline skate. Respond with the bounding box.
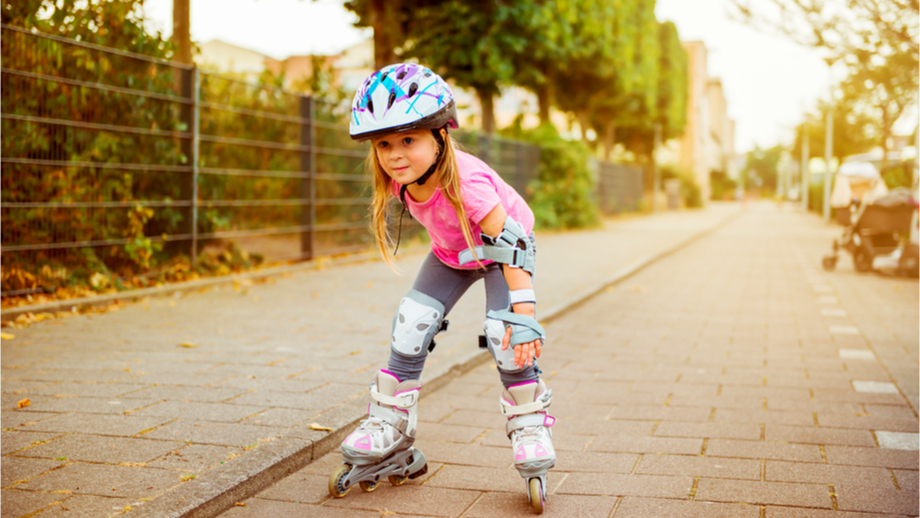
[328,370,428,497]
[501,379,556,514]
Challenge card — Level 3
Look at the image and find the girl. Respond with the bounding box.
[328,63,555,513]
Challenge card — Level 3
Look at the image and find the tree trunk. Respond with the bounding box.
[602,121,616,160]
[172,0,192,65]
[537,82,551,125]
[578,111,590,143]
[478,88,495,134]
[880,108,891,171]
[371,0,400,70]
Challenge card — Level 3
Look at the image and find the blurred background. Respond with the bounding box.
[2,0,917,304]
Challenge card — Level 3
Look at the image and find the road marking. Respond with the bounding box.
[853,381,899,394]
[876,431,919,450]
[829,326,860,335]
[838,349,876,360]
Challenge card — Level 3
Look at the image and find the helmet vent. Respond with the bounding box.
[408,83,418,98]
[381,72,389,83]
[388,90,397,109]
[366,97,375,114]
[397,70,408,80]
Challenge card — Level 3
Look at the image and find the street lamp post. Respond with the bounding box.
[823,57,836,222]
[653,123,662,213]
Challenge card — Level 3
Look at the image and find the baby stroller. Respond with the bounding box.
[822,162,919,276]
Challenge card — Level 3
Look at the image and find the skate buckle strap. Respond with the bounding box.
[370,386,419,409]
[499,389,553,417]
[505,412,555,436]
[488,310,545,346]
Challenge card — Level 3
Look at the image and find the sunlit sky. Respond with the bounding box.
[143,0,915,154]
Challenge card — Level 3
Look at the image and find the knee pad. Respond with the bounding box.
[391,290,446,358]
[483,317,522,373]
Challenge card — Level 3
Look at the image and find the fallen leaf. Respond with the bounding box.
[1,333,14,340]
[168,301,176,307]
[17,398,30,408]
[235,503,246,507]
[179,343,198,348]
[309,423,334,432]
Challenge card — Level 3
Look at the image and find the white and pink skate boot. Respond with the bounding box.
[501,379,556,514]
[330,370,428,497]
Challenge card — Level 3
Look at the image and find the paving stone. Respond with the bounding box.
[222,498,379,517]
[551,451,638,473]
[17,413,171,437]
[324,484,482,516]
[765,460,895,486]
[146,444,238,472]
[2,411,61,429]
[254,472,334,504]
[464,492,616,518]
[442,409,506,429]
[853,381,900,394]
[140,420,286,447]
[120,385,249,403]
[1,457,66,487]
[16,462,181,498]
[242,407,320,428]
[24,382,148,398]
[18,434,181,464]
[413,440,511,468]
[555,472,693,498]
[824,445,919,469]
[223,391,334,411]
[893,469,918,489]
[424,464,562,493]
[713,409,815,426]
[694,479,832,508]
[16,396,162,415]
[611,405,712,422]
[615,497,760,518]
[1,431,63,455]
[876,431,920,450]
[588,436,703,455]
[838,349,874,360]
[0,489,68,518]
[129,400,267,422]
[35,494,136,517]
[835,483,920,514]
[654,422,762,441]
[706,440,823,462]
[764,425,877,447]
[636,455,761,480]
[765,507,910,518]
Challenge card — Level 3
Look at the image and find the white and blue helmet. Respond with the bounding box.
[349,63,458,141]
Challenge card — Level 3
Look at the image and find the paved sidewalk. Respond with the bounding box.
[1,204,736,518]
[221,202,918,518]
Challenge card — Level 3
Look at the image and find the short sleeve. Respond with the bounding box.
[461,171,502,224]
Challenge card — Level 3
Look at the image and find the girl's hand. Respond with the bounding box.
[500,302,542,368]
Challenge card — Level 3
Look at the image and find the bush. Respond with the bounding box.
[661,165,703,208]
[710,170,737,200]
[882,160,915,190]
[500,123,599,229]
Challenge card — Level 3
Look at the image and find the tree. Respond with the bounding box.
[343,0,410,70]
[793,96,876,162]
[744,144,785,193]
[405,0,537,133]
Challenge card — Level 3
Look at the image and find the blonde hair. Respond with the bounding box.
[368,131,480,270]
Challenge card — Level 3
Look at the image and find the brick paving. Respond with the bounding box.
[221,203,918,518]
[1,206,735,517]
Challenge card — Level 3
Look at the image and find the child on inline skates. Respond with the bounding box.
[328,63,555,514]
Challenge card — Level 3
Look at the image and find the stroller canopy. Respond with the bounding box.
[832,161,888,208]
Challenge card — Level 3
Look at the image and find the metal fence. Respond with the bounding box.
[596,162,645,214]
[0,24,547,296]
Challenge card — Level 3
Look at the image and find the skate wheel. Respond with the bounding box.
[529,478,544,514]
[328,464,352,498]
[388,474,409,486]
[359,479,380,492]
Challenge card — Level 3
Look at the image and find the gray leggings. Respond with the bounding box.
[387,251,540,388]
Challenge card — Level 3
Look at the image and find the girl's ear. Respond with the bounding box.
[439,128,448,140]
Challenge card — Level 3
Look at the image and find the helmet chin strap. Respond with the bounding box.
[394,129,446,255]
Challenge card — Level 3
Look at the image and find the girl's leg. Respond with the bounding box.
[386,252,479,381]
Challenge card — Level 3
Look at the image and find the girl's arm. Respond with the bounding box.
[478,204,541,369]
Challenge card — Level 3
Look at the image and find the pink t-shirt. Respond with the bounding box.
[392,150,534,269]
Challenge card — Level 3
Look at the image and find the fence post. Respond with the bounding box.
[191,67,200,267]
[177,66,196,263]
[478,133,491,166]
[300,95,315,260]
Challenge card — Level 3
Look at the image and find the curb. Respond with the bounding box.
[132,207,741,517]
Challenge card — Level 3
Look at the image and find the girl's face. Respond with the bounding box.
[373,130,439,185]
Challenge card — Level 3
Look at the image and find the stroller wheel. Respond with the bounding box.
[853,246,873,272]
[822,255,837,271]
